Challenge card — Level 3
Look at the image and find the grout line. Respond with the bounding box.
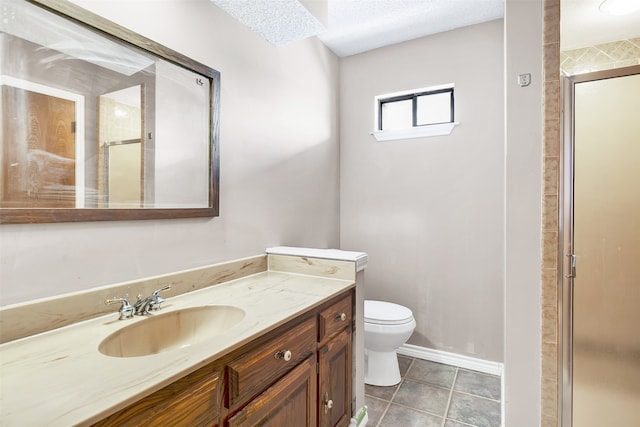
[369,357,502,426]
[402,356,416,379]
[446,419,478,427]
[451,389,502,403]
[383,356,455,424]
[380,400,448,420]
[385,378,404,409]
[402,377,459,393]
[378,378,403,427]
[372,356,413,426]
[375,399,392,427]
[441,367,458,427]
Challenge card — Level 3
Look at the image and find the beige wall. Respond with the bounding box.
[1,2,552,423]
[0,0,341,305]
[505,0,545,425]
[339,20,505,362]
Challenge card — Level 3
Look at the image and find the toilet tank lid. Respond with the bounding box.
[364,300,414,324]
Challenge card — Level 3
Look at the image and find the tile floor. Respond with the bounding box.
[365,355,501,427]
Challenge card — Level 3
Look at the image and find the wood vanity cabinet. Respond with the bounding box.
[226,355,318,427]
[318,294,353,427]
[226,316,317,411]
[92,361,224,427]
[225,292,353,427]
[92,289,353,427]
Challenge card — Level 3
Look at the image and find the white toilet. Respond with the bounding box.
[364,300,416,386]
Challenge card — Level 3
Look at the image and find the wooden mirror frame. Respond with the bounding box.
[0,0,220,224]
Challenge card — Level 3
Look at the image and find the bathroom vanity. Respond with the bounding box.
[0,249,367,426]
[94,290,352,427]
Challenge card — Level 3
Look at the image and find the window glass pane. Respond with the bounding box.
[416,92,452,125]
[381,99,412,130]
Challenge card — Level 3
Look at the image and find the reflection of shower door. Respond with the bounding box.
[562,67,640,427]
[103,140,142,208]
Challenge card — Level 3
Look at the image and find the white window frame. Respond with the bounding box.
[372,83,458,141]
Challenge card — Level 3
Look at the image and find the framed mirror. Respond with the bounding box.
[0,0,220,223]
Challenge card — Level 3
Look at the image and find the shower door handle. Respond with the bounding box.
[566,254,577,278]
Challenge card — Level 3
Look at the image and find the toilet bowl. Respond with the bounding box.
[364,300,416,386]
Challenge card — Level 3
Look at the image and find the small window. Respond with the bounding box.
[380,98,413,130]
[373,85,457,141]
[378,87,454,131]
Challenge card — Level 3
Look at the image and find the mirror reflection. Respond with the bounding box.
[98,85,143,208]
[0,0,219,221]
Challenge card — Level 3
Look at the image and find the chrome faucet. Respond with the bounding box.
[134,285,171,316]
[105,297,134,320]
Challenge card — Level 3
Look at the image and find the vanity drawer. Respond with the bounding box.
[226,315,316,409]
[318,293,352,344]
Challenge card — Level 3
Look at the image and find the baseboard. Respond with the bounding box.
[397,343,503,377]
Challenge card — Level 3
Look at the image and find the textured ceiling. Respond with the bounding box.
[211,0,325,45]
[317,0,504,57]
[211,0,640,57]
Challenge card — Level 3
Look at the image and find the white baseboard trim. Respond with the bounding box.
[397,344,503,377]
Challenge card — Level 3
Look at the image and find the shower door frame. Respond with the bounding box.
[559,64,640,427]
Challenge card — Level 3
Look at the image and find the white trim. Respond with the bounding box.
[375,83,455,100]
[371,122,458,141]
[501,368,506,427]
[397,343,503,376]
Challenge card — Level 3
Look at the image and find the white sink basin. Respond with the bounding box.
[99,305,245,358]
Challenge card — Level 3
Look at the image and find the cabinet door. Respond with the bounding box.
[226,355,317,427]
[318,328,352,427]
[93,363,222,427]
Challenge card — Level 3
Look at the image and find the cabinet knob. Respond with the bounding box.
[323,392,333,414]
[274,350,292,361]
[335,312,347,322]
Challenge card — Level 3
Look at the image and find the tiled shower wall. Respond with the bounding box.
[541,1,560,426]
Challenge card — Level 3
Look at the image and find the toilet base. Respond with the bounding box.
[365,349,401,386]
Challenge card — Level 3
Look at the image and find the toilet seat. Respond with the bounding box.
[364,300,414,325]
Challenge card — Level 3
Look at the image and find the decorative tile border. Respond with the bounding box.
[561,38,640,75]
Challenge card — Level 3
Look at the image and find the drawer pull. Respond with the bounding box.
[335,312,347,322]
[274,350,292,361]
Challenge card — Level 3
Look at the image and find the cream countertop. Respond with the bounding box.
[0,270,355,426]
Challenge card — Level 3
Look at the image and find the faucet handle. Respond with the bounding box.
[106,297,134,320]
[149,285,171,311]
[151,285,171,297]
